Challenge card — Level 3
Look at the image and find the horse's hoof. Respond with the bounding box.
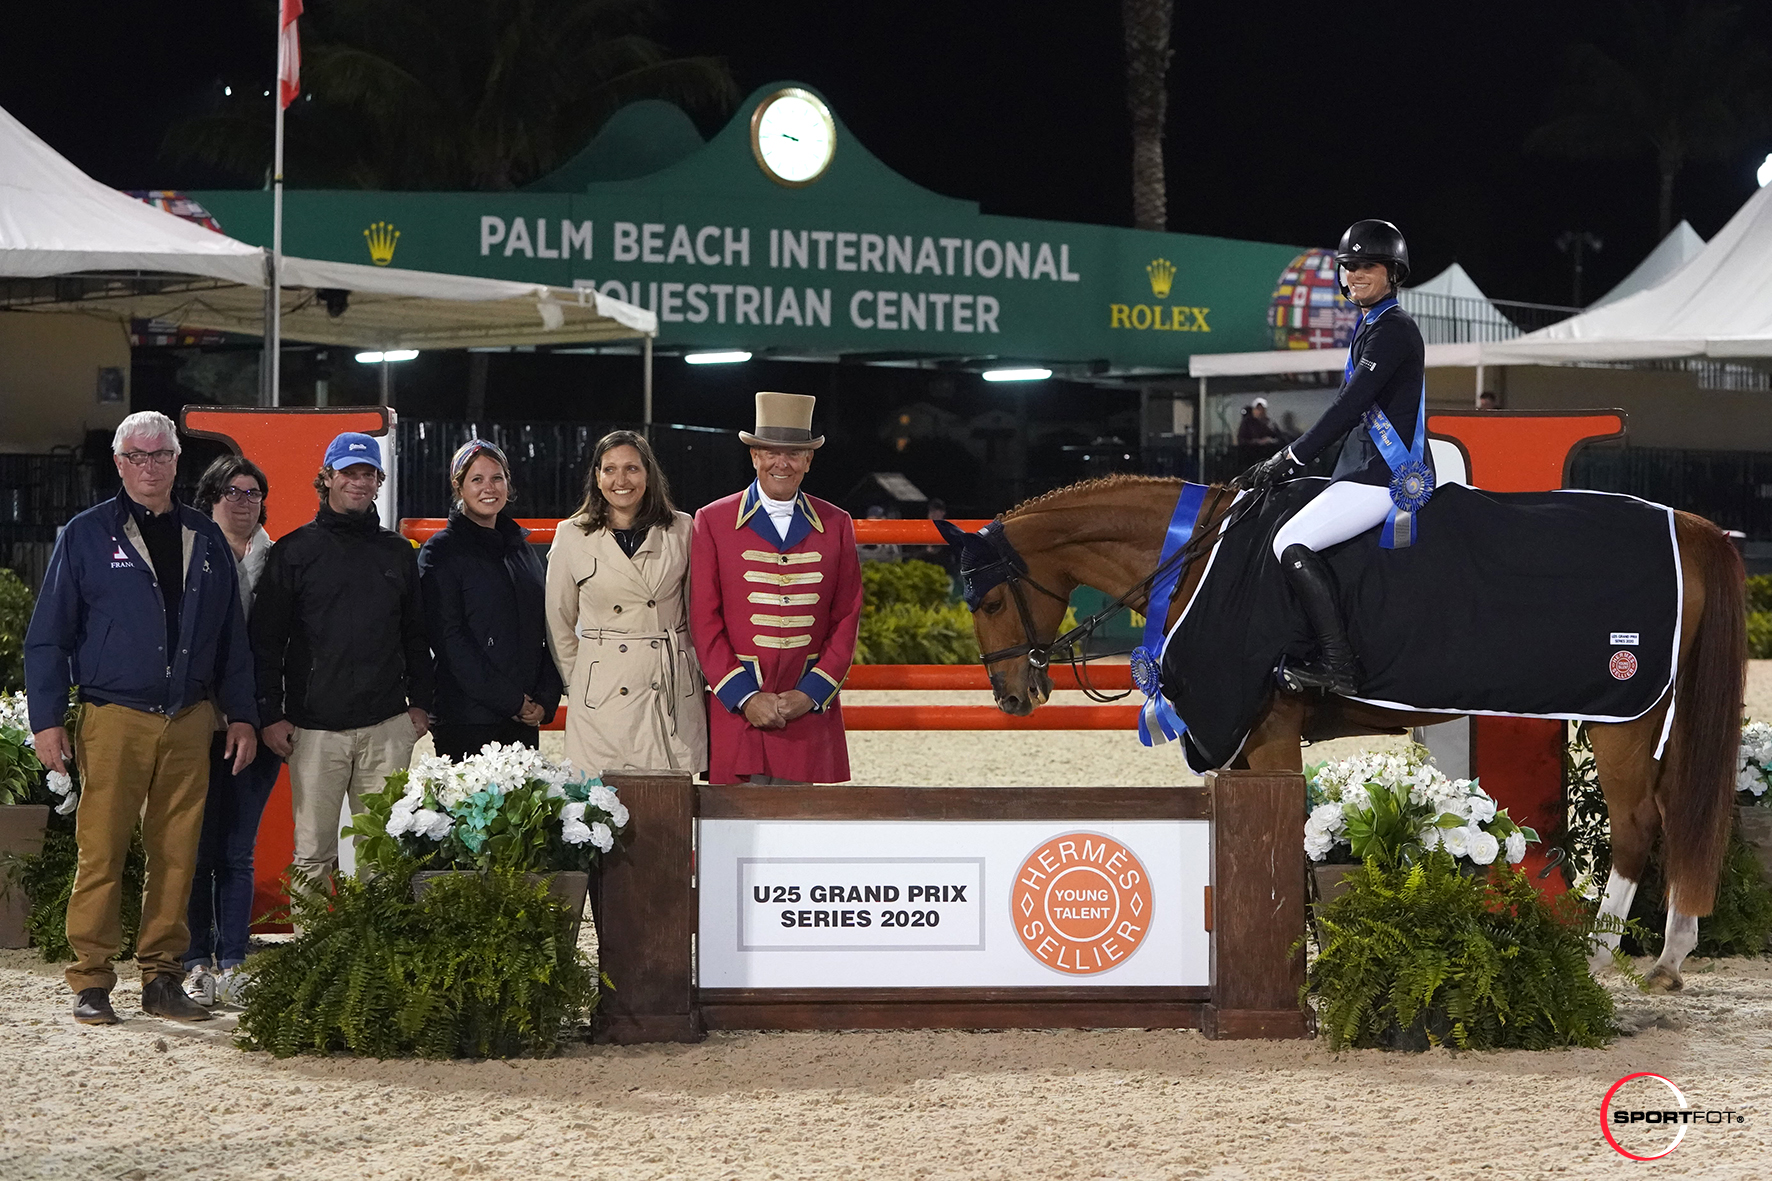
[1644,965,1685,993]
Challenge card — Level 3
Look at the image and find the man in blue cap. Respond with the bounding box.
[250,432,434,891]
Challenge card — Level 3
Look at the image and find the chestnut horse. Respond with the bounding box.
[947,475,1745,990]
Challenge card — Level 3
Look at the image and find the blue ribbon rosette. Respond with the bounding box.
[1346,297,1435,549]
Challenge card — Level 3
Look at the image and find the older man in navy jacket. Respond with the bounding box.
[25,411,258,1026]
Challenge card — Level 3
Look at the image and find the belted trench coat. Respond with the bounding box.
[544,511,708,776]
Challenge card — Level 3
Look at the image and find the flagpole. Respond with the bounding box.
[270,63,285,408]
[270,1,300,408]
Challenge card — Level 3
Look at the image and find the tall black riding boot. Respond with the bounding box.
[1275,544,1363,695]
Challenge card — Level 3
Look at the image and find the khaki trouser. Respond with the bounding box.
[288,713,419,890]
[66,701,215,993]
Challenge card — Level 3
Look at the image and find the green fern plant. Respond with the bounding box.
[1305,851,1624,1051]
[236,861,599,1059]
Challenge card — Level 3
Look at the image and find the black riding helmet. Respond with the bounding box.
[1335,219,1410,300]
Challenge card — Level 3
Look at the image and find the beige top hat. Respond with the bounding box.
[739,391,825,449]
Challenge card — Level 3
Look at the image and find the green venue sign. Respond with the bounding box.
[193,84,1301,374]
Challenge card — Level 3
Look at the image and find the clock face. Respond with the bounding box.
[750,88,836,186]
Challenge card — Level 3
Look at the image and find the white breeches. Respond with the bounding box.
[1271,481,1396,560]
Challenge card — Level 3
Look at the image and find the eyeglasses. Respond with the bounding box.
[119,449,177,468]
[220,487,265,503]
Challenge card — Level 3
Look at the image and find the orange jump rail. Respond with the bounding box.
[399,518,995,545]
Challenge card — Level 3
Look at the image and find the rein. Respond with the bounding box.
[975,484,1267,699]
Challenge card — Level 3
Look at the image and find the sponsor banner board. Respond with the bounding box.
[188,85,1300,369]
[698,819,1209,988]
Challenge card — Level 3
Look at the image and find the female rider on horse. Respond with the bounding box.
[1239,219,1430,697]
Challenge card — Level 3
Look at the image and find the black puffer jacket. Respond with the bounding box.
[252,503,435,730]
[417,510,563,727]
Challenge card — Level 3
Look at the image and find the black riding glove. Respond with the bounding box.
[1236,447,1302,492]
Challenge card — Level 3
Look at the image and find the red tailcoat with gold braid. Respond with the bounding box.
[690,482,863,785]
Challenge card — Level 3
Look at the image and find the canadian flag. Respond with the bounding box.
[277,0,303,110]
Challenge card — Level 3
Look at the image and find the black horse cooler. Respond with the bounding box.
[1159,480,1682,773]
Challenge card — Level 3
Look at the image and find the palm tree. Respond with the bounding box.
[1122,0,1173,232]
[1526,1,1771,237]
[166,0,736,190]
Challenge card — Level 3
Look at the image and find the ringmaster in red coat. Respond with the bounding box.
[690,392,863,785]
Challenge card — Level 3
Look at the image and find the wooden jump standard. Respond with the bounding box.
[595,770,1310,1043]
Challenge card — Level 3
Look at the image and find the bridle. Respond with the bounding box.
[967,524,1073,671]
[963,485,1265,702]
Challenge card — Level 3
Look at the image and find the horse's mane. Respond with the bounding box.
[998,473,1182,521]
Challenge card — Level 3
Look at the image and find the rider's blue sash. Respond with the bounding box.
[1347,297,1434,549]
[1131,482,1207,746]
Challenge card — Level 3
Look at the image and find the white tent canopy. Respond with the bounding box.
[1589,220,1706,309]
[1396,262,1520,346]
[1479,184,1772,362]
[1402,261,1492,303]
[0,103,655,349]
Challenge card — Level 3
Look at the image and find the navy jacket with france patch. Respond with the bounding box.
[1288,301,1429,487]
[23,491,256,733]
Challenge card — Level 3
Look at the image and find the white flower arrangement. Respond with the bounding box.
[0,691,31,738]
[1737,719,1772,804]
[45,769,77,815]
[356,742,628,873]
[1306,746,1537,869]
[0,690,77,812]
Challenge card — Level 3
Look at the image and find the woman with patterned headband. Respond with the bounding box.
[417,439,563,760]
[544,430,707,777]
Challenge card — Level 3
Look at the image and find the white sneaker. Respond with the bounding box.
[213,966,247,1007]
[183,964,217,1007]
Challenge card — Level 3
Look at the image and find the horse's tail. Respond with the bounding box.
[1660,514,1746,916]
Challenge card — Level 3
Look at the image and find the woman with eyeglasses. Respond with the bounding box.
[417,439,563,760]
[182,454,280,1008]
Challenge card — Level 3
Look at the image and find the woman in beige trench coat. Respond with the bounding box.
[546,430,708,776]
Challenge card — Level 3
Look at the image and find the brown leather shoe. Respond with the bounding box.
[141,973,214,1022]
[73,988,119,1025]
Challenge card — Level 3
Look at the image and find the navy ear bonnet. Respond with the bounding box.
[935,519,1025,611]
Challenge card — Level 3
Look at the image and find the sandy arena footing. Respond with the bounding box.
[5,665,1772,1178]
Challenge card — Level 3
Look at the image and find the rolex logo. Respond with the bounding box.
[363,221,400,266]
[1145,257,1175,299]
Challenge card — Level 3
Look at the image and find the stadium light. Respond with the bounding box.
[982,367,1052,382]
[684,350,752,365]
[354,349,419,364]
[1759,153,1772,189]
